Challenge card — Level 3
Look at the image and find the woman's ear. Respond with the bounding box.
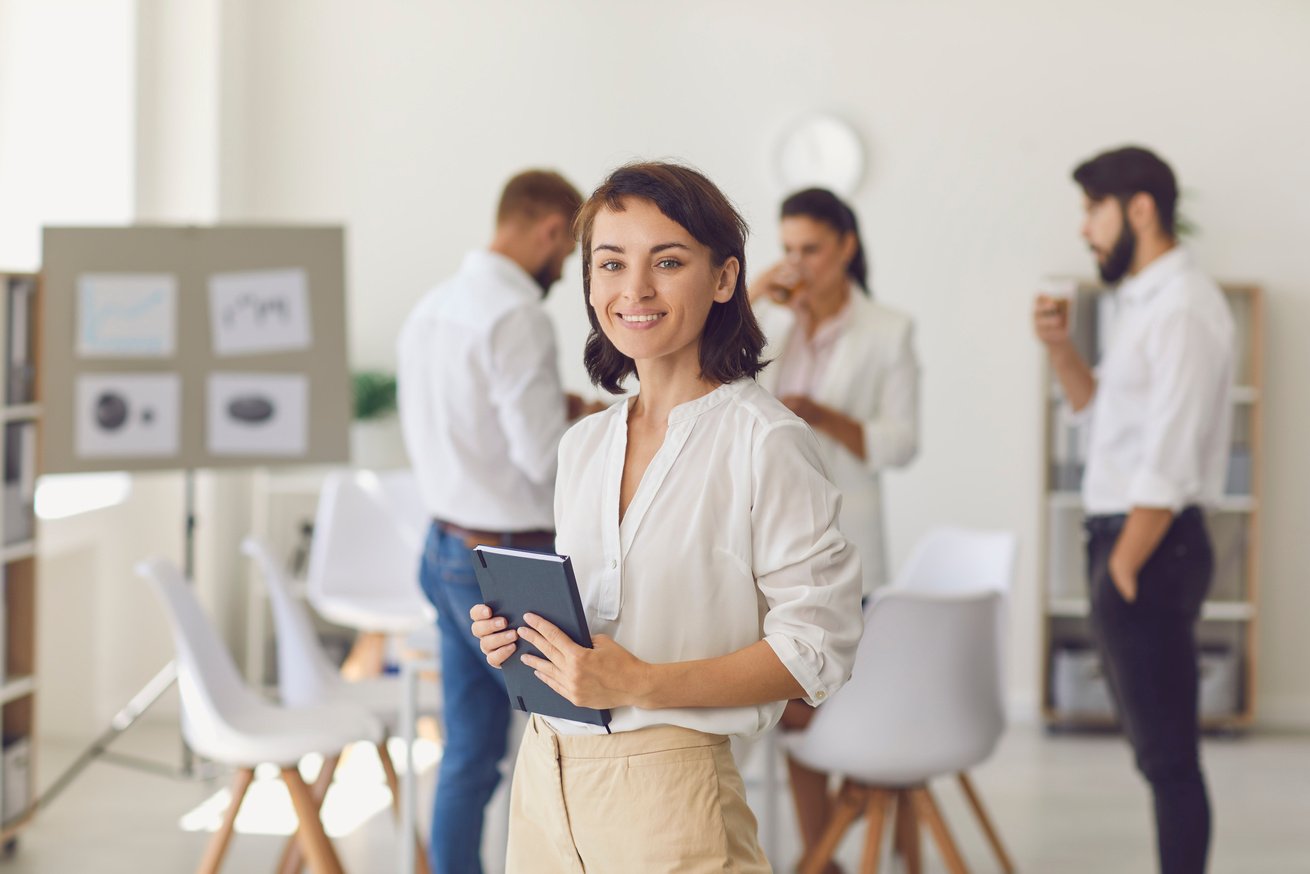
[839,231,858,267]
[713,257,740,304]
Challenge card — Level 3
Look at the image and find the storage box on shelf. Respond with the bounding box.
[1038,280,1262,731]
[0,270,40,841]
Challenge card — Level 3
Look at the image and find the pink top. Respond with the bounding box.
[774,296,856,399]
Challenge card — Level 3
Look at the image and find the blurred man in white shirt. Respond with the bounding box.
[397,170,584,874]
[1034,146,1233,874]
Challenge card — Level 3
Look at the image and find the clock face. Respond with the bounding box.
[774,114,865,196]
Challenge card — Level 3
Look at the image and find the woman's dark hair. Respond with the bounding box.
[1072,145,1179,238]
[780,188,870,295]
[575,162,766,395]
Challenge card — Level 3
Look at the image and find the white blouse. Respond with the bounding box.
[546,379,864,738]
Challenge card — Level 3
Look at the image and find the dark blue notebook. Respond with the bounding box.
[472,545,611,727]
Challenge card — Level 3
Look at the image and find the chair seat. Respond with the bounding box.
[311,593,436,634]
[183,697,384,768]
[312,675,442,735]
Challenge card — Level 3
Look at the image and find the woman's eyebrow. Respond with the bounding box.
[592,241,693,255]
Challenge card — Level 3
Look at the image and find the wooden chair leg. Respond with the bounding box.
[282,766,347,874]
[858,788,892,874]
[196,767,254,874]
[377,741,433,874]
[801,782,867,874]
[277,755,339,874]
[910,786,969,874]
[894,790,922,874]
[958,772,1016,874]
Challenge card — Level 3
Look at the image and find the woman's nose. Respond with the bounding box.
[621,267,656,300]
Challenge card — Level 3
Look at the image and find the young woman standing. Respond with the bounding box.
[470,163,863,872]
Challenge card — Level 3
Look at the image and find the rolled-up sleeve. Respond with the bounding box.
[752,420,864,706]
[861,320,920,473]
[1129,311,1230,511]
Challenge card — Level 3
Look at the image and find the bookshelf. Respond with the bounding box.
[0,270,39,843]
[1039,281,1263,731]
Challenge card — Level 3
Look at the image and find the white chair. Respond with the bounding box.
[893,526,1019,873]
[242,536,437,874]
[892,526,1018,594]
[305,470,435,634]
[243,535,440,723]
[135,558,383,874]
[789,589,1006,874]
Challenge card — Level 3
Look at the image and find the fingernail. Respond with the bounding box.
[495,618,506,629]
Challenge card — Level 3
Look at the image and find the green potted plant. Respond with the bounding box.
[350,370,406,468]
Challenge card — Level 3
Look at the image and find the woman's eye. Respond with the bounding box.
[656,258,681,269]
[598,260,623,272]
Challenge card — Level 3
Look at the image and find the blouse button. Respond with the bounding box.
[815,690,827,701]
[610,559,617,570]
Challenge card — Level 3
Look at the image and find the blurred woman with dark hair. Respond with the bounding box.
[470,163,863,872]
[751,188,920,866]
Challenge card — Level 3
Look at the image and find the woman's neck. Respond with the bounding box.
[631,352,720,425]
[800,280,852,337]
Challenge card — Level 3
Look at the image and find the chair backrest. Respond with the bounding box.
[893,526,1018,594]
[242,536,339,708]
[304,469,429,610]
[790,589,1006,786]
[135,558,269,760]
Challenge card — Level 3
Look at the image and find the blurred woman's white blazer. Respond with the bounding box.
[756,292,920,594]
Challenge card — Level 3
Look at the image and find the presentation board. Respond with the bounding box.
[40,226,351,473]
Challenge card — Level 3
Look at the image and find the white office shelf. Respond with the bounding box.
[0,676,35,706]
[1,541,36,563]
[1047,597,1255,621]
[0,404,40,422]
[1046,492,1257,514]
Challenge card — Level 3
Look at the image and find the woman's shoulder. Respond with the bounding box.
[724,380,813,439]
[852,294,914,335]
[560,396,625,459]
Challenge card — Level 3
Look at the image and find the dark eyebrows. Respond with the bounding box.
[591,241,693,255]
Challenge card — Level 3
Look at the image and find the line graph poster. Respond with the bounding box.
[77,273,177,358]
[41,225,350,472]
[208,268,312,356]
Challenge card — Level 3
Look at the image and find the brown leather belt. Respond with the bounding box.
[434,519,555,551]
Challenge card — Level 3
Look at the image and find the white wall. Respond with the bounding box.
[212,0,1310,724]
[8,1,1309,737]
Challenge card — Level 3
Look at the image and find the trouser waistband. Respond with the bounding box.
[1085,505,1202,536]
[526,714,727,759]
[433,518,555,550]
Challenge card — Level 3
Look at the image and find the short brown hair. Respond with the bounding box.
[575,162,766,395]
[1073,146,1179,237]
[496,170,583,225]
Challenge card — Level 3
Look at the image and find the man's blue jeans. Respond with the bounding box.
[419,523,509,874]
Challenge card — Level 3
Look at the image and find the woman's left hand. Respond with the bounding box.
[517,613,649,710]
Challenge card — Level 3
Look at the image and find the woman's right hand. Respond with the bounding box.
[469,604,518,668]
[748,261,805,306]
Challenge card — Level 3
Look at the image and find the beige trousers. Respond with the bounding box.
[505,715,772,873]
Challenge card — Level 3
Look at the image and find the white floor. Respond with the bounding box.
[5,720,1309,873]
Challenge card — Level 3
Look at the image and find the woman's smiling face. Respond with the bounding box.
[587,197,738,373]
